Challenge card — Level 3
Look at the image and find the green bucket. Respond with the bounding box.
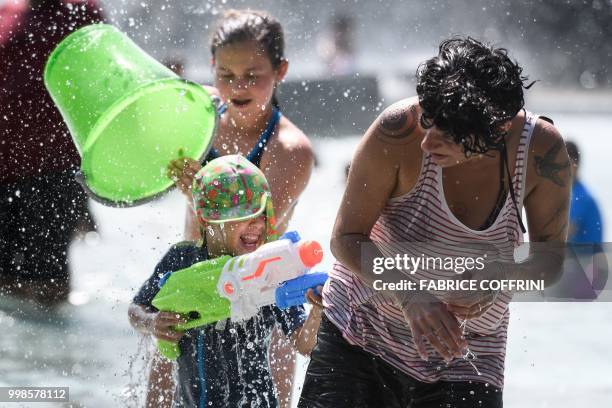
[44,24,217,206]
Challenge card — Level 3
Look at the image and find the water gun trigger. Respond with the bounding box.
[186,310,201,322]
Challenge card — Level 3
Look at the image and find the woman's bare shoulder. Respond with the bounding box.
[351,97,423,184]
[524,115,569,194]
[258,116,314,174]
[374,96,422,142]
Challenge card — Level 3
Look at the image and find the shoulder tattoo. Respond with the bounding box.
[377,104,418,144]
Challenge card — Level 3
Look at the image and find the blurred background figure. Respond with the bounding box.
[317,14,356,76]
[0,0,105,306]
[566,140,603,243]
[162,54,186,76]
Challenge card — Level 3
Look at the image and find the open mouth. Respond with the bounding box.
[240,233,261,249]
[231,98,252,108]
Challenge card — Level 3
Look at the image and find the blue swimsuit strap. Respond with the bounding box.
[207,106,281,165]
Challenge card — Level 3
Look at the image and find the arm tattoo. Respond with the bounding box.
[542,201,568,231]
[377,105,417,143]
[533,201,568,242]
[532,219,567,242]
[534,139,570,187]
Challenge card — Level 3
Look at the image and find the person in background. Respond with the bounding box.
[565,141,603,243]
[0,0,104,306]
[562,140,607,300]
[317,14,357,76]
[163,55,186,77]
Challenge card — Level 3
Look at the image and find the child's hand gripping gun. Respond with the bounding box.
[151,231,326,359]
[151,255,232,360]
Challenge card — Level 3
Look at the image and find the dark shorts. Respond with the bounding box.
[298,315,503,408]
[0,170,95,285]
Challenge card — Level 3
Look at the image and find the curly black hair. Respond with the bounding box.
[416,37,533,156]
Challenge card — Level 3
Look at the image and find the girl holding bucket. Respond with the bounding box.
[161,9,315,408]
[168,9,314,238]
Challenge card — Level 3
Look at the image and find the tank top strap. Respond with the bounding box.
[386,152,437,206]
[246,107,281,167]
[203,106,281,169]
[513,111,539,206]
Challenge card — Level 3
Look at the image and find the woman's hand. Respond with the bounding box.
[444,264,504,320]
[398,292,467,362]
[167,157,201,198]
[445,290,497,320]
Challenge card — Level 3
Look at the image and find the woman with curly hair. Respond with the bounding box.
[299,37,571,407]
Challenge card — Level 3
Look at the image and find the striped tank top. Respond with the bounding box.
[323,112,539,388]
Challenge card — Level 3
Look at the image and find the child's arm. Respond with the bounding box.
[128,303,184,408]
[291,287,324,356]
[269,328,296,408]
[167,157,202,241]
[127,303,185,343]
[145,351,174,408]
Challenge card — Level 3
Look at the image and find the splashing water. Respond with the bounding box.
[459,319,482,376]
[115,335,157,407]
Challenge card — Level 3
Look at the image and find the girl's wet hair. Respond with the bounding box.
[416,37,533,156]
[210,10,284,108]
[210,9,285,70]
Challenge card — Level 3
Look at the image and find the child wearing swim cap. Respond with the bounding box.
[129,155,322,408]
[166,12,316,403]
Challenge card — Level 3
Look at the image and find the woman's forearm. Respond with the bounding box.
[331,233,410,299]
[498,247,565,289]
[330,233,371,284]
